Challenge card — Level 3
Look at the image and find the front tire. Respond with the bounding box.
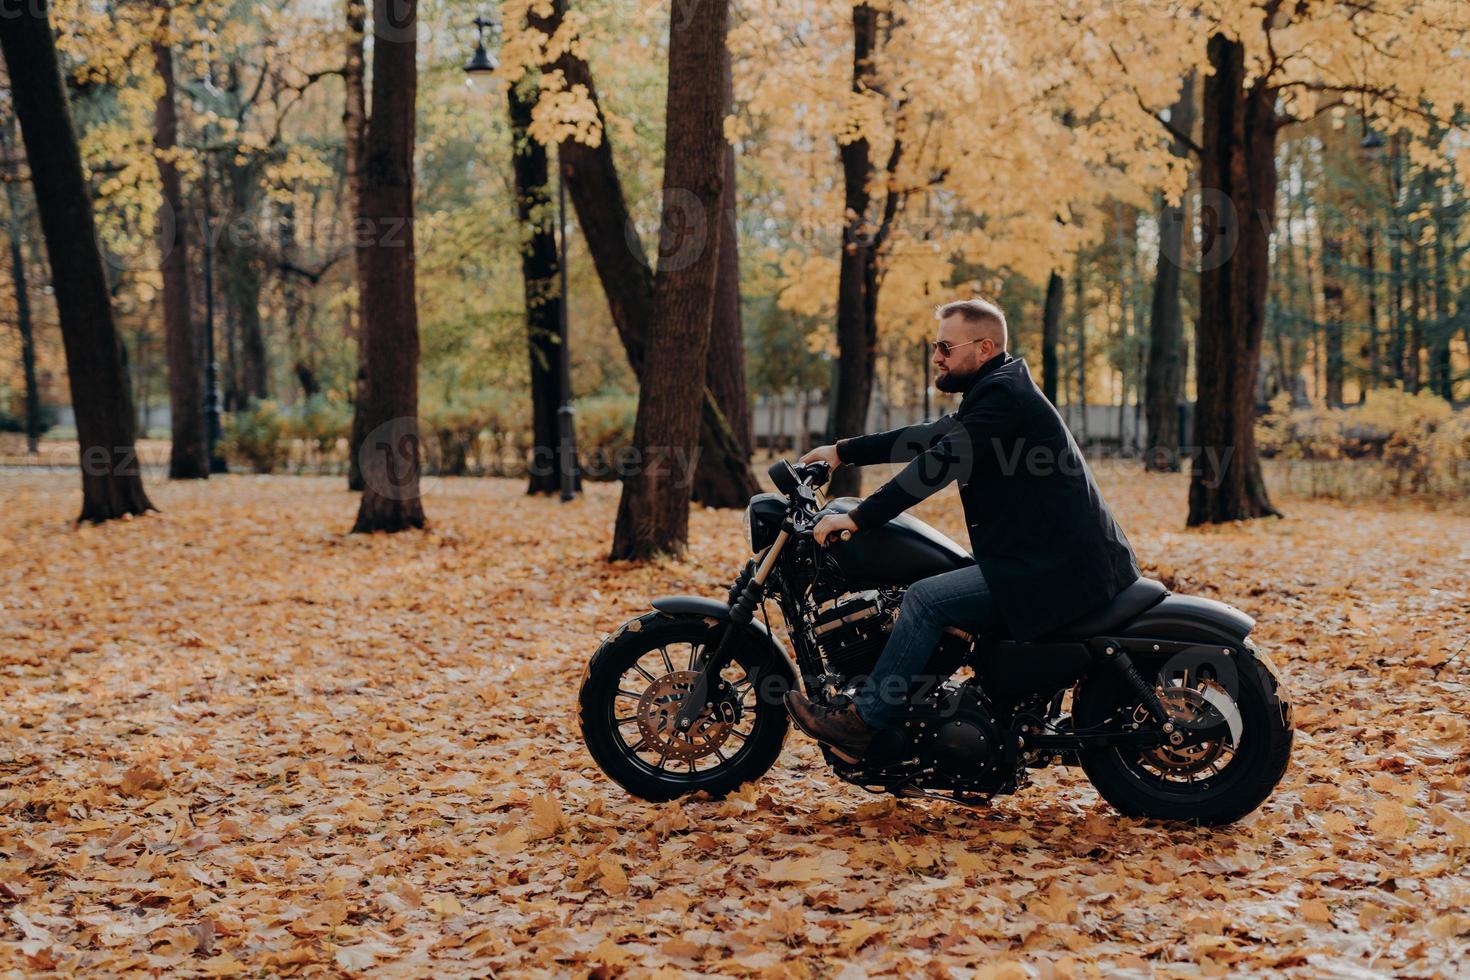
[1074,649,1293,825]
[579,612,792,802]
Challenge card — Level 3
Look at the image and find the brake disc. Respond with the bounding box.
[1132,684,1241,776]
[635,670,739,762]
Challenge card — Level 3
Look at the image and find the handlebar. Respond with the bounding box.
[766,458,853,545]
[793,459,831,489]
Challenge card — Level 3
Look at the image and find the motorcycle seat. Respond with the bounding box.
[1043,578,1169,639]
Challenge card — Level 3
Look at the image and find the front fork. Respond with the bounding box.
[672,528,791,733]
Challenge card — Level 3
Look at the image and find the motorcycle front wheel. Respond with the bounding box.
[578,613,791,801]
[1073,649,1293,825]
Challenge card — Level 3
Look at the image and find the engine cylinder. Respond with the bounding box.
[813,591,891,679]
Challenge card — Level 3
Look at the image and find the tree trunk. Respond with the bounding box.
[508,73,578,496]
[1388,135,1406,385]
[531,0,754,504]
[1430,198,1452,400]
[151,6,208,479]
[1363,225,1378,400]
[533,1,651,367]
[1073,262,1088,443]
[1187,34,1279,526]
[1321,223,1345,406]
[1144,72,1195,472]
[220,157,267,403]
[1,115,43,453]
[344,0,370,490]
[1276,195,1304,403]
[609,0,730,559]
[798,388,811,454]
[692,46,759,507]
[827,1,880,500]
[1041,269,1063,406]
[770,393,782,461]
[351,0,424,532]
[1,1,154,520]
[1407,229,1422,393]
[223,282,242,410]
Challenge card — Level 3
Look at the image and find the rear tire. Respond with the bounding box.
[579,612,792,802]
[1074,650,1292,825]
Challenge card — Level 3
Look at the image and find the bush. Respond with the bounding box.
[1257,389,1470,499]
[293,395,352,459]
[574,394,637,481]
[224,401,291,474]
[221,390,643,482]
[422,389,530,476]
[0,389,55,437]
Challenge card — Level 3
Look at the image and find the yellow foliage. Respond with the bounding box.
[1258,389,1470,498]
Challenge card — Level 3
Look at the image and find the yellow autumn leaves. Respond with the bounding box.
[3,468,1468,974]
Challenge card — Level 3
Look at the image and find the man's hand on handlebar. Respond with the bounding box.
[800,444,841,470]
[813,512,858,546]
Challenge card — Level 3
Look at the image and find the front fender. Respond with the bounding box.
[649,595,799,683]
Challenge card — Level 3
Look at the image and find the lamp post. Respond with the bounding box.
[465,13,578,501]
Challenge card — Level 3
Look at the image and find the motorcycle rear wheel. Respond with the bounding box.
[579,613,791,802]
[1074,650,1292,825]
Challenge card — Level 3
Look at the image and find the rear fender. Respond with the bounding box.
[1116,593,1255,646]
[1073,637,1291,734]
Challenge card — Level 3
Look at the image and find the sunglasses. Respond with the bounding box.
[932,338,987,358]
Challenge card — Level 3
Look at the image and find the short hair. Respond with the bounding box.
[936,298,1008,350]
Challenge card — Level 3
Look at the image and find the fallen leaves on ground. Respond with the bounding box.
[1,466,1467,976]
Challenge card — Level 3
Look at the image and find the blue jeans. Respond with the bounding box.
[852,565,998,728]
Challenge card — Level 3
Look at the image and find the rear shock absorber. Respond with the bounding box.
[1099,643,1173,731]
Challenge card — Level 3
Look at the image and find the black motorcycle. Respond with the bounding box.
[579,459,1293,824]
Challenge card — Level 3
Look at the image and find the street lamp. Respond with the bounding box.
[463,15,499,91]
[464,12,578,501]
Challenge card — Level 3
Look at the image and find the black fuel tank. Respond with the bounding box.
[820,496,974,586]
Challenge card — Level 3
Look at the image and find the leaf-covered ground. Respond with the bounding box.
[2,466,1467,976]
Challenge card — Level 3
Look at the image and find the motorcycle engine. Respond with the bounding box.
[813,590,977,683]
[812,590,893,679]
[927,688,1002,780]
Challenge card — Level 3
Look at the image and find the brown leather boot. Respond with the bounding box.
[784,691,875,764]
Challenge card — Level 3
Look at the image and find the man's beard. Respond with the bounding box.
[935,366,982,393]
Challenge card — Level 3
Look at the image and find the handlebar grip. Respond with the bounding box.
[798,460,827,481]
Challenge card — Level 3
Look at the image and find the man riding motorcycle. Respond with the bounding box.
[785,298,1142,763]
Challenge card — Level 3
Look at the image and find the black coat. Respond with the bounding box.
[838,354,1140,641]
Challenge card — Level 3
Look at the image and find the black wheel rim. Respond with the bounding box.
[605,639,767,786]
[1111,666,1246,797]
